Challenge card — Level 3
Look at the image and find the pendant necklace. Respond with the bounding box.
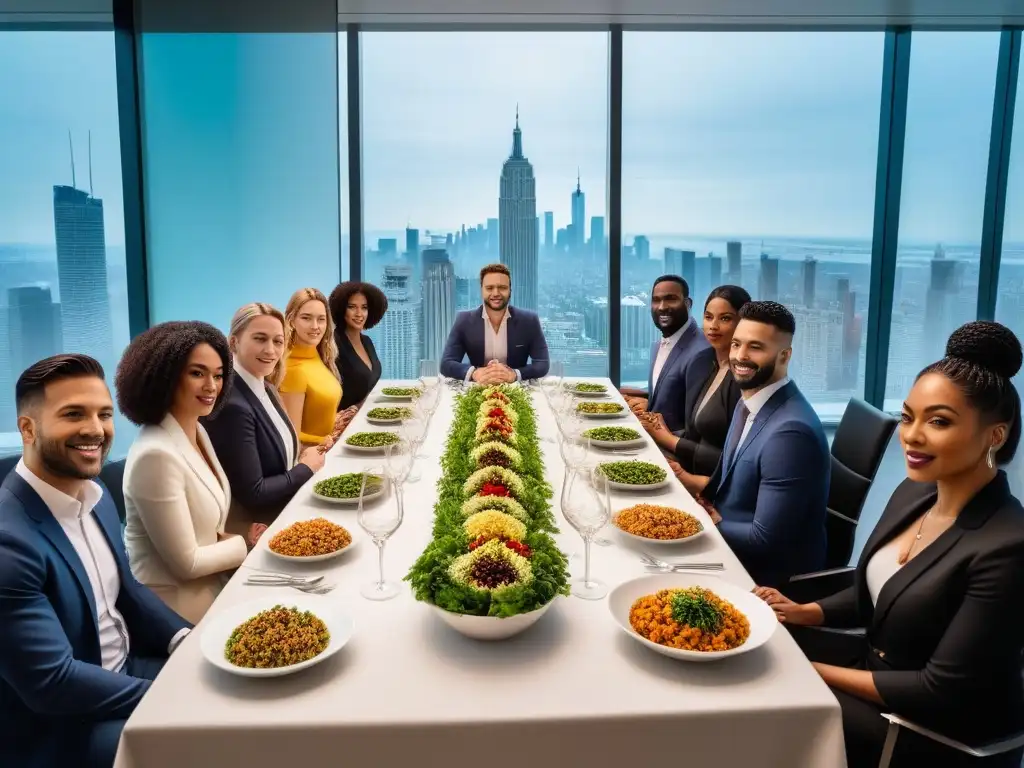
[898,507,932,565]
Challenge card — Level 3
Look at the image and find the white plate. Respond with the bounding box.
[612,518,707,546]
[378,391,420,401]
[265,535,358,563]
[200,596,354,677]
[430,601,555,640]
[578,409,627,419]
[311,481,386,505]
[367,416,403,425]
[587,437,647,450]
[569,388,610,398]
[606,477,671,492]
[344,440,400,454]
[608,573,777,662]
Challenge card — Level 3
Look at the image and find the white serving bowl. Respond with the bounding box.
[608,573,777,662]
[430,600,554,640]
[612,519,707,546]
[200,596,354,678]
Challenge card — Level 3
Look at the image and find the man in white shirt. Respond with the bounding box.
[622,275,714,432]
[440,263,550,383]
[0,354,191,768]
[700,302,831,587]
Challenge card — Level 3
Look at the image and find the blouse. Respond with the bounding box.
[279,344,342,444]
[337,331,382,410]
[234,359,295,468]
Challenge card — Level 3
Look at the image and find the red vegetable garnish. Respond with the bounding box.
[480,482,510,498]
[505,539,532,558]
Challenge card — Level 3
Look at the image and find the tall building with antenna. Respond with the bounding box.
[571,171,586,254]
[53,130,113,369]
[498,108,538,310]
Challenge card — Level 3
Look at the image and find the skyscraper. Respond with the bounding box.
[925,244,959,361]
[708,255,723,288]
[726,241,742,284]
[421,249,456,363]
[543,212,554,253]
[53,184,113,369]
[8,285,62,375]
[498,111,538,310]
[486,218,499,256]
[759,254,779,302]
[405,226,420,259]
[377,264,420,379]
[802,257,818,308]
[571,173,586,254]
[590,216,605,258]
[634,236,650,262]
[665,248,696,289]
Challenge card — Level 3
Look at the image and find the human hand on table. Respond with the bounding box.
[299,445,326,472]
[333,407,357,432]
[694,494,722,525]
[641,412,669,437]
[317,435,336,454]
[246,523,268,550]
[472,361,516,385]
[628,397,648,415]
[752,587,824,626]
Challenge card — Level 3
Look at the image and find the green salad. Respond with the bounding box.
[345,431,401,448]
[571,382,607,393]
[313,472,383,499]
[367,406,412,421]
[598,460,667,486]
[381,386,421,398]
[583,426,642,442]
[577,401,624,414]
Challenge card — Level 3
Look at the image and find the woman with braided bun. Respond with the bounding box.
[754,321,1024,767]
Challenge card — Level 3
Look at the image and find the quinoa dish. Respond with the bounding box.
[614,504,703,540]
[268,518,353,557]
[629,587,750,652]
[225,605,330,668]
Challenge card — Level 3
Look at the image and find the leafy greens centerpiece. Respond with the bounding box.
[405,384,570,617]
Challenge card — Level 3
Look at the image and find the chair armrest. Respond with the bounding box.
[880,714,1024,760]
[785,566,855,604]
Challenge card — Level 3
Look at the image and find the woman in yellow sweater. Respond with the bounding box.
[280,287,352,446]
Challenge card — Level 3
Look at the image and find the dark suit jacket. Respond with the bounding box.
[647,322,715,433]
[0,472,190,767]
[673,366,743,477]
[818,473,1024,745]
[336,332,381,410]
[204,378,313,525]
[706,380,830,587]
[440,305,550,381]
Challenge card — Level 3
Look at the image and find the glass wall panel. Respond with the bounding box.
[622,31,884,422]
[357,31,610,379]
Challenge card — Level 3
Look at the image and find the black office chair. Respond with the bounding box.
[787,398,897,603]
[878,702,1024,767]
[99,458,128,525]
[0,453,20,482]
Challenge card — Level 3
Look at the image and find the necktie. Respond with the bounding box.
[722,401,750,474]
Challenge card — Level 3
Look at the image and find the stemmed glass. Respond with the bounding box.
[357,469,404,601]
[384,440,413,486]
[560,466,611,600]
[401,415,429,483]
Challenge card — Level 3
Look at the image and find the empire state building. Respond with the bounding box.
[498,112,538,310]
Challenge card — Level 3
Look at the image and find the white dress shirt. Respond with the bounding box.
[736,376,791,450]
[466,307,523,383]
[865,537,902,606]
[16,460,190,668]
[234,358,295,468]
[651,318,691,392]
[16,460,130,671]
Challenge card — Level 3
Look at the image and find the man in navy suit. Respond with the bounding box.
[703,302,830,587]
[440,263,550,383]
[622,276,715,432]
[0,355,191,768]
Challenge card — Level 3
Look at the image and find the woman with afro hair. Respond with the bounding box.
[118,321,258,623]
[329,280,387,411]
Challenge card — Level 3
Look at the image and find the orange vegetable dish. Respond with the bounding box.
[629,588,750,652]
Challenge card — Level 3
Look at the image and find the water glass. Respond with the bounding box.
[560,466,611,600]
[358,470,404,601]
[402,417,429,481]
[384,441,413,486]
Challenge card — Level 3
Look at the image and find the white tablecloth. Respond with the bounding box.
[115,379,846,768]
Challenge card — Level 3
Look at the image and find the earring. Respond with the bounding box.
[987,446,996,469]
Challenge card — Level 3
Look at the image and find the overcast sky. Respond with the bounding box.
[0,29,1014,249]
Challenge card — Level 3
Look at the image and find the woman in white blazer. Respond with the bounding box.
[116,321,260,623]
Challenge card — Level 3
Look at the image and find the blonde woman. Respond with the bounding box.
[204,303,326,531]
[279,287,350,446]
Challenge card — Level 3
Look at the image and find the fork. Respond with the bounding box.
[245,572,324,586]
[244,577,335,594]
[640,553,724,571]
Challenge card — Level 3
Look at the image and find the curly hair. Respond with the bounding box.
[918,320,1022,465]
[284,288,339,380]
[739,300,796,336]
[115,321,232,426]
[328,281,388,331]
[480,263,510,283]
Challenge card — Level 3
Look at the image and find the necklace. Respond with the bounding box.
[897,507,932,565]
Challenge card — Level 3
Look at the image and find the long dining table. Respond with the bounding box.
[114,378,846,768]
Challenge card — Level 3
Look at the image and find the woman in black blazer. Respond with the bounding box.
[204,303,324,529]
[329,281,387,411]
[756,321,1024,768]
[642,285,750,492]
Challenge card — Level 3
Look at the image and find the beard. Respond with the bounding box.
[732,358,777,391]
[651,306,688,338]
[486,296,510,312]
[37,430,111,480]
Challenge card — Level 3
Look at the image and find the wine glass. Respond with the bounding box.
[560,466,611,600]
[384,440,413,487]
[402,416,429,482]
[358,470,404,601]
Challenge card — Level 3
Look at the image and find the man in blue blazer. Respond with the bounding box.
[623,276,715,432]
[704,301,830,588]
[440,263,550,383]
[0,355,191,768]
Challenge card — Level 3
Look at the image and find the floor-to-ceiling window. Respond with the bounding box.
[356,31,610,379]
[621,31,884,421]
